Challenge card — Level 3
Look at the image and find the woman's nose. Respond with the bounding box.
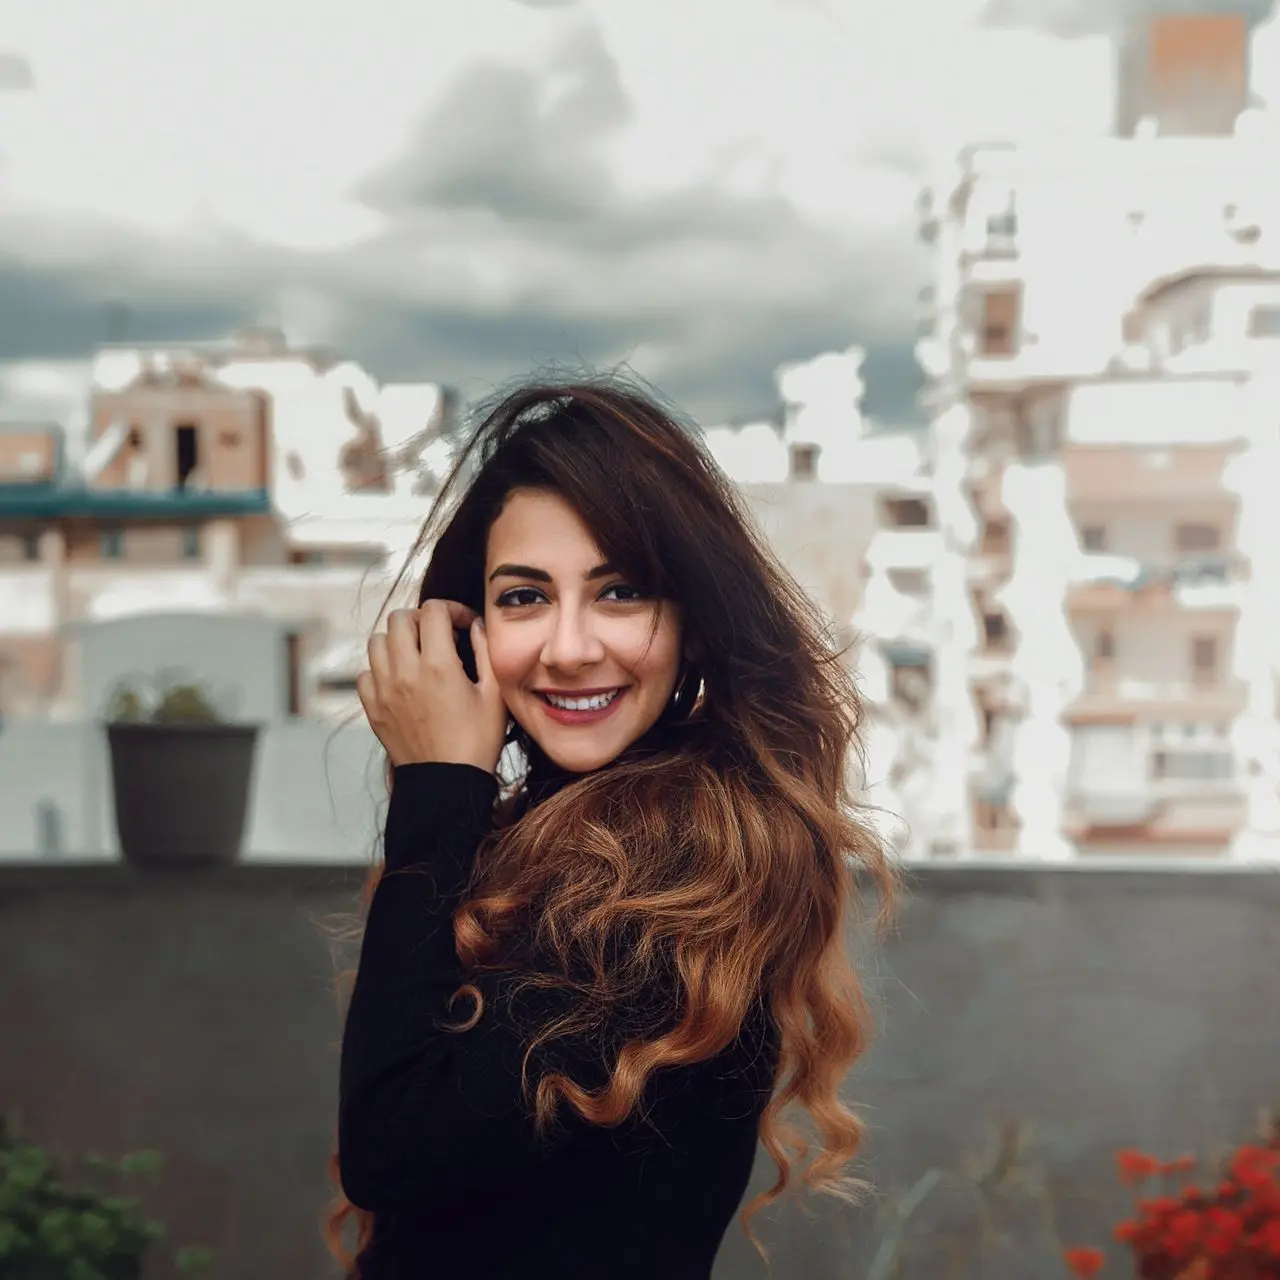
[542,610,605,664]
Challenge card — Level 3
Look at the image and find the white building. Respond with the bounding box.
[879,9,1280,859]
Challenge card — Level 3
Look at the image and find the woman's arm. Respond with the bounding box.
[337,762,602,1213]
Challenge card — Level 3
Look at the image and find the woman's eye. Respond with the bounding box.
[496,587,543,607]
[495,583,649,607]
[602,582,648,602]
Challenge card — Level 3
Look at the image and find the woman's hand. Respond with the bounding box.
[356,599,508,774]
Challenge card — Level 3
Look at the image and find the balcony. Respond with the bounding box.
[1064,377,1252,449]
[1066,557,1245,615]
[1064,787,1247,845]
[0,482,272,521]
[1064,673,1249,724]
[964,337,1088,391]
[1065,789,1161,828]
[64,566,231,622]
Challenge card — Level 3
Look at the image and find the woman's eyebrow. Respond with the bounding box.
[488,561,617,584]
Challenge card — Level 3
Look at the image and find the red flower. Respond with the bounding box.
[1063,1245,1105,1278]
[1118,1149,1163,1186]
[1230,1143,1280,1191]
[1202,1206,1243,1256]
[1256,1218,1280,1258]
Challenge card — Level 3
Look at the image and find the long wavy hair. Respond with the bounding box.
[322,370,897,1271]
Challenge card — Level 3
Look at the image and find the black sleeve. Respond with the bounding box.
[337,763,612,1214]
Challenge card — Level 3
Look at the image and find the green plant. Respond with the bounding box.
[103,669,229,726]
[867,1117,1044,1279]
[0,1114,215,1280]
[866,1115,1100,1279]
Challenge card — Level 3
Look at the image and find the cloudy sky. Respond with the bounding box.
[0,0,1275,432]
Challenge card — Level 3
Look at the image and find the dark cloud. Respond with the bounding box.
[342,19,928,423]
[0,253,256,359]
[0,19,930,432]
[976,0,1274,38]
[359,26,629,226]
[357,27,816,257]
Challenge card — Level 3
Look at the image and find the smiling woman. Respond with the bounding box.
[326,372,897,1280]
[482,487,687,774]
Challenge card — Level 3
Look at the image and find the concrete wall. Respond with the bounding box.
[2,863,1277,1280]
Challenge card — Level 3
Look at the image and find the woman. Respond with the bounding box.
[325,376,896,1279]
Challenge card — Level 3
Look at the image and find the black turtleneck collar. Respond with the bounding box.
[520,709,693,814]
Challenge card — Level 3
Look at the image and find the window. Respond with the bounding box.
[790,443,818,481]
[980,289,1020,357]
[180,526,201,560]
[1175,522,1221,553]
[982,612,1009,648]
[986,211,1018,238]
[1247,305,1280,337]
[888,568,927,596]
[1190,636,1219,686]
[100,527,124,560]
[175,422,199,488]
[890,661,930,712]
[284,633,303,716]
[1081,524,1107,552]
[1151,749,1234,781]
[981,518,1011,555]
[883,497,931,528]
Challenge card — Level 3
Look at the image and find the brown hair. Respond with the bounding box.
[322,370,897,1270]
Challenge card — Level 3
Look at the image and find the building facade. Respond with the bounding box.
[0,327,456,725]
[888,11,1280,859]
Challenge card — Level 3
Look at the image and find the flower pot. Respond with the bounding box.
[105,722,261,867]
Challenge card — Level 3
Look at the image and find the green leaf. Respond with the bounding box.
[176,1243,217,1273]
[117,1150,163,1178]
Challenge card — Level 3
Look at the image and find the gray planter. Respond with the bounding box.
[105,722,261,867]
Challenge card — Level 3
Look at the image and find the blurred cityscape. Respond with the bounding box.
[3,9,1280,868]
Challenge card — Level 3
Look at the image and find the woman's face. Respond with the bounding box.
[483,487,685,774]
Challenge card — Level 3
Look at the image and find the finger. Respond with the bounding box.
[416,598,479,665]
[367,632,391,693]
[386,608,423,676]
[355,669,376,716]
[420,598,479,630]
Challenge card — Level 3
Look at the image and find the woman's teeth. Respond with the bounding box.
[543,690,621,711]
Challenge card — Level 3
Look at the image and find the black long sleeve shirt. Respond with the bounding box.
[338,762,781,1280]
